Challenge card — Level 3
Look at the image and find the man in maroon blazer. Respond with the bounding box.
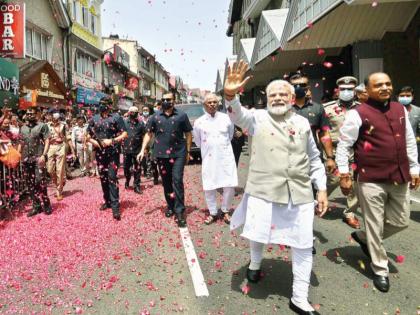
[336,72,420,293]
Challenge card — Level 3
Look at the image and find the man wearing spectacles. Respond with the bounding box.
[137,93,193,227]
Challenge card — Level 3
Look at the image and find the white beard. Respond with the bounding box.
[268,104,291,116]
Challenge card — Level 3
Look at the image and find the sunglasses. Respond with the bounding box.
[162,98,173,102]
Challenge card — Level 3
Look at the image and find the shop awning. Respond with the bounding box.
[19,60,67,108]
[283,1,420,51]
[237,38,256,64]
[250,9,289,68]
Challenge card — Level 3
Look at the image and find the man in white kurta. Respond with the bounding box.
[193,94,238,224]
[224,61,328,315]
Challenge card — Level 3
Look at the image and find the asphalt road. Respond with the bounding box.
[1,153,419,315]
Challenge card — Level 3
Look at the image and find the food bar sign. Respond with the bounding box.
[0,2,25,58]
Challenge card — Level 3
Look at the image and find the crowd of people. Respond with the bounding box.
[0,59,419,314]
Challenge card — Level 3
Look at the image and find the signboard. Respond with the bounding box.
[0,2,25,58]
[72,23,100,49]
[76,86,107,105]
[113,44,130,69]
[0,57,19,108]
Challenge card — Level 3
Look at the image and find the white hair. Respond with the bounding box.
[265,79,295,96]
[204,93,220,104]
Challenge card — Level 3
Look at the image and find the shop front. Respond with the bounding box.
[19,60,67,110]
[0,58,19,109]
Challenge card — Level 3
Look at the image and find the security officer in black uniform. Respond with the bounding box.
[87,97,128,220]
[123,106,145,194]
[137,93,193,228]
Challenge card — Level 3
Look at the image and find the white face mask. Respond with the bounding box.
[268,103,292,116]
[398,96,413,106]
[339,89,355,102]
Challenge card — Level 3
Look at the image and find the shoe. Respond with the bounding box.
[175,213,187,228]
[246,268,262,283]
[165,209,174,218]
[289,300,320,315]
[343,216,360,229]
[134,187,142,194]
[44,204,52,215]
[125,181,129,189]
[351,232,371,259]
[153,178,159,185]
[373,275,389,292]
[113,213,121,221]
[27,205,42,217]
[100,203,111,211]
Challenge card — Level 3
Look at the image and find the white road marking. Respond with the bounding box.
[410,196,420,203]
[179,227,209,297]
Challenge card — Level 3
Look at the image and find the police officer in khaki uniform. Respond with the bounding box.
[324,76,361,229]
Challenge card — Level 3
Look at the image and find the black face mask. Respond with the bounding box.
[294,85,307,99]
[161,100,173,111]
[130,113,138,119]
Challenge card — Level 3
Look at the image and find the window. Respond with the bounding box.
[25,28,32,56]
[82,7,89,28]
[141,56,150,71]
[90,14,96,34]
[75,51,98,79]
[73,1,78,21]
[26,28,50,60]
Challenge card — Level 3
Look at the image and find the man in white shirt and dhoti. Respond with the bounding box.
[225,61,328,315]
[193,93,238,225]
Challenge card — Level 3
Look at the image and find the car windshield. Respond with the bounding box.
[176,104,205,120]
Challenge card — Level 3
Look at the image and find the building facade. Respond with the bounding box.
[66,0,106,108]
[224,0,420,106]
[13,0,71,109]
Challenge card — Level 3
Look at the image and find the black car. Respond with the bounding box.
[176,103,205,161]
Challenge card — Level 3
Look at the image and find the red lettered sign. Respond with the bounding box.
[0,2,25,58]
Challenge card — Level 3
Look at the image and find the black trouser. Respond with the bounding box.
[157,156,186,214]
[150,158,159,182]
[23,161,51,209]
[231,141,243,167]
[123,152,141,189]
[96,149,120,215]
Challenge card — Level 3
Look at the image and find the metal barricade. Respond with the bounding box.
[0,161,26,215]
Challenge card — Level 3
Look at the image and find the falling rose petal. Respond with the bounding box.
[363,282,369,288]
[323,62,333,68]
[241,284,251,295]
[313,304,321,311]
[395,255,405,263]
[317,48,325,56]
[363,141,373,152]
[307,21,313,28]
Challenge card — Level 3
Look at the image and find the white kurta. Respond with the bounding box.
[226,97,327,249]
[193,112,238,191]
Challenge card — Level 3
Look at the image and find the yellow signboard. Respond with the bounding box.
[72,23,100,48]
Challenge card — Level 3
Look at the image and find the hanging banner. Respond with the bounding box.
[0,1,25,58]
[0,57,19,108]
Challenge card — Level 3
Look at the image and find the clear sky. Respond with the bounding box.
[101,0,232,91]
